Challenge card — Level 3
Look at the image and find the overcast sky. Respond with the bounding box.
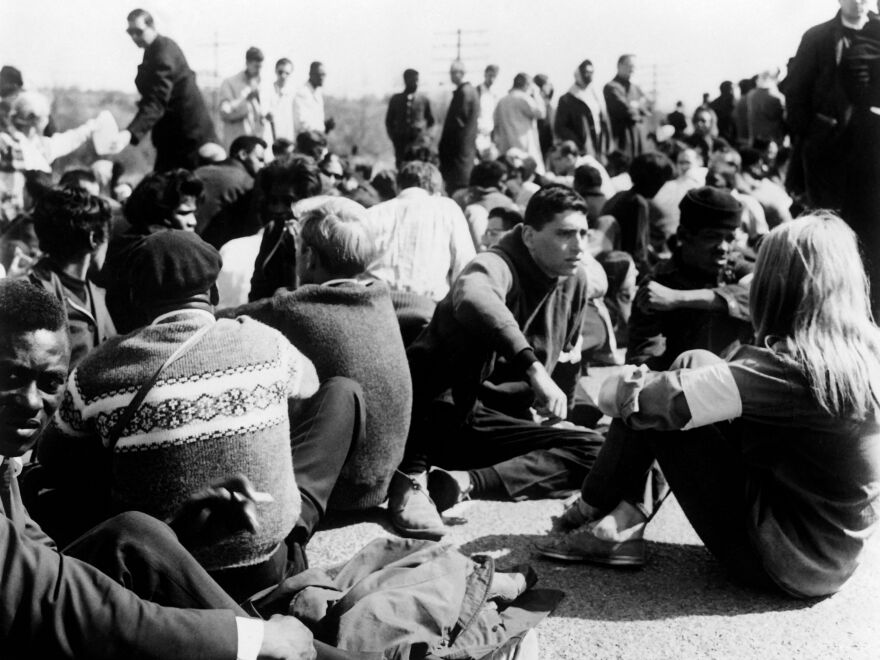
[1,0,848,111]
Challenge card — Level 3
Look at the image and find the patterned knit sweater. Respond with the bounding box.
[230,280,412,510]
[39,312,319,572]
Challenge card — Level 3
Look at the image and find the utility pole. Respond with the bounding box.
[195,30,235,129]
[431,28,489,88]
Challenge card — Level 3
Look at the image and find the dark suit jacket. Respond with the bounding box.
[438,82,479,191]
[1,459,236,660]
[385,91,434,157]
[554,92,611,157]
[194,159,258,249]
[128,35,218,172]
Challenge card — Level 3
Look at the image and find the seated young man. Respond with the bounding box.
[36,231,364,602]
[390,185,605,539]
[28,187,116,369]
[0,279,324,660]
[626,186,754,371]
[226,197,411,513]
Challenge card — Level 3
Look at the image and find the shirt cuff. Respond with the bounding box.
[236,616,264,660]
[680,362,742,429]
[512,347,539,373]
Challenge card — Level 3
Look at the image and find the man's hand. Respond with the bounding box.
[527,362,567,420]
[167,474,273,548]
[259,615,316,660]
[641,281,683,312]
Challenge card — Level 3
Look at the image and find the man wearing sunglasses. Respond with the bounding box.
[112,8,218,173]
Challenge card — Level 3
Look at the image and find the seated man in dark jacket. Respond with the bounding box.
[626,186,754,371]
[390,186,605,539]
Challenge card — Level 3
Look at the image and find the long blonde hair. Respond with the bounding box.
[751,212,880,420]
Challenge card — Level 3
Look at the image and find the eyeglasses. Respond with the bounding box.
[126,28,144,36]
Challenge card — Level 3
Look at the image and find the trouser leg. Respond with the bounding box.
[430,401,605,499]
[647,422,773,589]
[288,376,364,543]
[64,511,240,610]
[580,418,658,515]
[65,513,369,659]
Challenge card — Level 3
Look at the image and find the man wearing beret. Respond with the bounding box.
[626,186,754,371]
[36,231,364,605]
[0,278,342,659]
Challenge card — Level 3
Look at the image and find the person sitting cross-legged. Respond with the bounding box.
[225,197,411,513]
[0,278,347,660]
[535,213,880,599]
[389,185,606,540]
[626,186,754,372]
[36,231,364,602]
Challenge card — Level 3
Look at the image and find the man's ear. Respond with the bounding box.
[88,230,100,250]
[302,244,320,272]
[521,223,536,250]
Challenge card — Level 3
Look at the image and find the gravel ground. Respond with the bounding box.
[307,371,880,659]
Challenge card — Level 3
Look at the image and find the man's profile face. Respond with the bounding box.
[126,16,156,49]
[481,215,509,250]
[0,329,69,458]
[170,195,198,231]
[680,227,736,278]
[484,68,497,87]
[523,210,588,278]
[239,144,266,177]
[618,57,636,79]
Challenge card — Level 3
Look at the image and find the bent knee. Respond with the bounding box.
[669,349,723,370]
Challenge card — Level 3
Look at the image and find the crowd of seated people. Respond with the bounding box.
[2,3,880,656]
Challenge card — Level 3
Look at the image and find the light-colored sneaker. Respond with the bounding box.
[387,471,447,540]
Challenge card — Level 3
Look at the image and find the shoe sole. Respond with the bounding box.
[393,523,447,541]
[534,545,645,567]
[427,468,462,513]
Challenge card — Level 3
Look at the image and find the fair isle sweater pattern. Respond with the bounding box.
[49,315,319,571]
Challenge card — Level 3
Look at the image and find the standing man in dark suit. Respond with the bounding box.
[438,60,479,195]
[0,279,321,660]
[385,69,435,168]
[784,0,880,314]
[603,54,650,160]
[112,8,219,172]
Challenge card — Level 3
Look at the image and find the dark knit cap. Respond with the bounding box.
[128,230,222,303]
[246,46,264,62]
[679,186,742,232]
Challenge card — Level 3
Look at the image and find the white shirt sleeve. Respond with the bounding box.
[680,362,742,429]
[235,617,264,660]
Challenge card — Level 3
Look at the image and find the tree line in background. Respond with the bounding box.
[46,86,460,182]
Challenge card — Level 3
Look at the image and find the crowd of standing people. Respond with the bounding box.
[1,2,880,659]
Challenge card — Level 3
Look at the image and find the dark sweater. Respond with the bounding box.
[230,280,412,510]
[409,224,590,415]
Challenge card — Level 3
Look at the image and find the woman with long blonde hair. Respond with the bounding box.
[536,212,880,598]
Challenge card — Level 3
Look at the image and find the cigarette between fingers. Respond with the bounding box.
[233,491,275,504]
